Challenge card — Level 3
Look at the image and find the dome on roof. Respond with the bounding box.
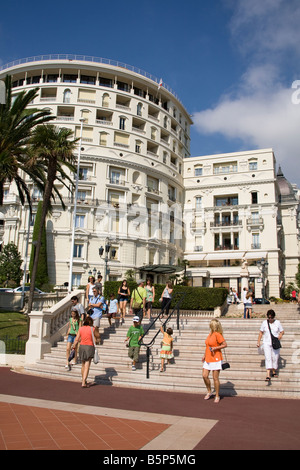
[276,166,296,199]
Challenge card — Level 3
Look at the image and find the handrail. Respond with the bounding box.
[139,292,188,379]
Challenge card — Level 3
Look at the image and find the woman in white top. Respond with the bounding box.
[160,281,173,317]
[257,310,284,382]
[85,276,96,304]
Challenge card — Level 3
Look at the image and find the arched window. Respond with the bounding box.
[102,93,110,108]
[63,89,71,103]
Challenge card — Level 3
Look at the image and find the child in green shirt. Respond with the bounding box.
[125,316,145,371]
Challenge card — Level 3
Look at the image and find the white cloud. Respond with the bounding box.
[194,69,300,183]
[194,2,300,185]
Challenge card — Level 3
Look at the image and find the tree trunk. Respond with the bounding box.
[27,163,56,312]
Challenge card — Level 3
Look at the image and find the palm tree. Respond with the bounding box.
[27,124,78,312]
[0,75,53,207]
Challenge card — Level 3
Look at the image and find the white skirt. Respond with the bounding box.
[203,361,222,371]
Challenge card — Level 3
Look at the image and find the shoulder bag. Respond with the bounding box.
[267,321,281,350]
[90,327,100,364]
[132,288,144,309]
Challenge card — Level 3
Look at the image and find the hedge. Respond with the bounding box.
[103,281,227,311]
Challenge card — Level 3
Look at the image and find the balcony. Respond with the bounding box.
[251,243,261,249]
[210,220,242,228]
[215,245,239,251]
[247,217,264,231]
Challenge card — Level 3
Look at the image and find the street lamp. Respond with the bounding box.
[99,241,116,282]
[68,116,85,293]
[257,257,269,303]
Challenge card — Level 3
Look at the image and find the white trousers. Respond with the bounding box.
[264,343,280,370]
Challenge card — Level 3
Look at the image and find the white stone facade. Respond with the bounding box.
[183,149,300,298]
[0,56,191,286]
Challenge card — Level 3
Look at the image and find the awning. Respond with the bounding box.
[205,252,244,260]
[138,264,183,274]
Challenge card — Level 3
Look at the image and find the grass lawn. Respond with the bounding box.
[0,311,29,341]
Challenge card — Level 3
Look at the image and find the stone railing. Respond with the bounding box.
[25,289,84,364]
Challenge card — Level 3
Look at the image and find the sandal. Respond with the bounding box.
[204,393,213,400]
[214,396,220,404]
[265,377,271,382]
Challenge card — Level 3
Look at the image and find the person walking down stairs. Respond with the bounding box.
[125,316,144,371]
[159,325,174,372]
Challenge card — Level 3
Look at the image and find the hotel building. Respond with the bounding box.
[0,56,299,297]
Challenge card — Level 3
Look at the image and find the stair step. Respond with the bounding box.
[24,312,300,398]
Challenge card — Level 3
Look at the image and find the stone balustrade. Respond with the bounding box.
[25,289,84,364]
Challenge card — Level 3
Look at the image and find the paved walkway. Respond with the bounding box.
[0,367,299,451]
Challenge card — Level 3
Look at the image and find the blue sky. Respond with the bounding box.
[1,0,300,186]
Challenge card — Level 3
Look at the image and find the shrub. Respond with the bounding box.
[103,281,227,311]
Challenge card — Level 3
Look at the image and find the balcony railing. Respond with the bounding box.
[210,220,242,228]
[215,245,239,251]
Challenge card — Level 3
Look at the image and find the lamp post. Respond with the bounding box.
[257,257,269,303]
[68,117,84,293]
[99,241,116,282]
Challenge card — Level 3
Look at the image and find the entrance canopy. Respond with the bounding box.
[138,264,183,274]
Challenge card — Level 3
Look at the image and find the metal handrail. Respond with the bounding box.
[139,292,188,379]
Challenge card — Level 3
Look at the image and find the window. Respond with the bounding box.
[63,74,77,83]
[135,140,141,153]
[77,191,86,201]
[72,274,82,287]
[215,196,238,206]
[99,77,113,88]
[63,89,71,103]
[80,75,96,85]
[46,74,58,83]
[194,166,203,176]
[251,192,258,204]
[119,117,126,130]
[102,93,110,107]
[251,211,259,222]
[99,132,108,146]
[249,161,258,170]
[252,233,260,249]
[137,103,142,116]
[75,215,85,228]
[79,167,88,180]
[214,162,237,174]
[73,244,83,258]
[195,196,202,210]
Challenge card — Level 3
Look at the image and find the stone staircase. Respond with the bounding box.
[23,304,300,399]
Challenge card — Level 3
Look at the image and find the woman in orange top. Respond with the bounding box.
[72,316,100,388]
[202,319,227,403]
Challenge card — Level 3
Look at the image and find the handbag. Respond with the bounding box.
[68,349,75,362]
[90,327,99,364]
[267,321,281,350]
[222,347,230,370]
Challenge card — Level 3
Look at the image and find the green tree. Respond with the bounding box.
[27,124,78,312]
[295,262,300,290]
[29,201,48,288]
[0,75,53,207]
[0,242,23,286]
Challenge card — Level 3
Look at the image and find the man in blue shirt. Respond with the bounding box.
[88,287,105,329]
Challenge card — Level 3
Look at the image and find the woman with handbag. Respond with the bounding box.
[72,316,100,388]
[118,279,130,323]
[257,309,284,382]
[202,319,227,403]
